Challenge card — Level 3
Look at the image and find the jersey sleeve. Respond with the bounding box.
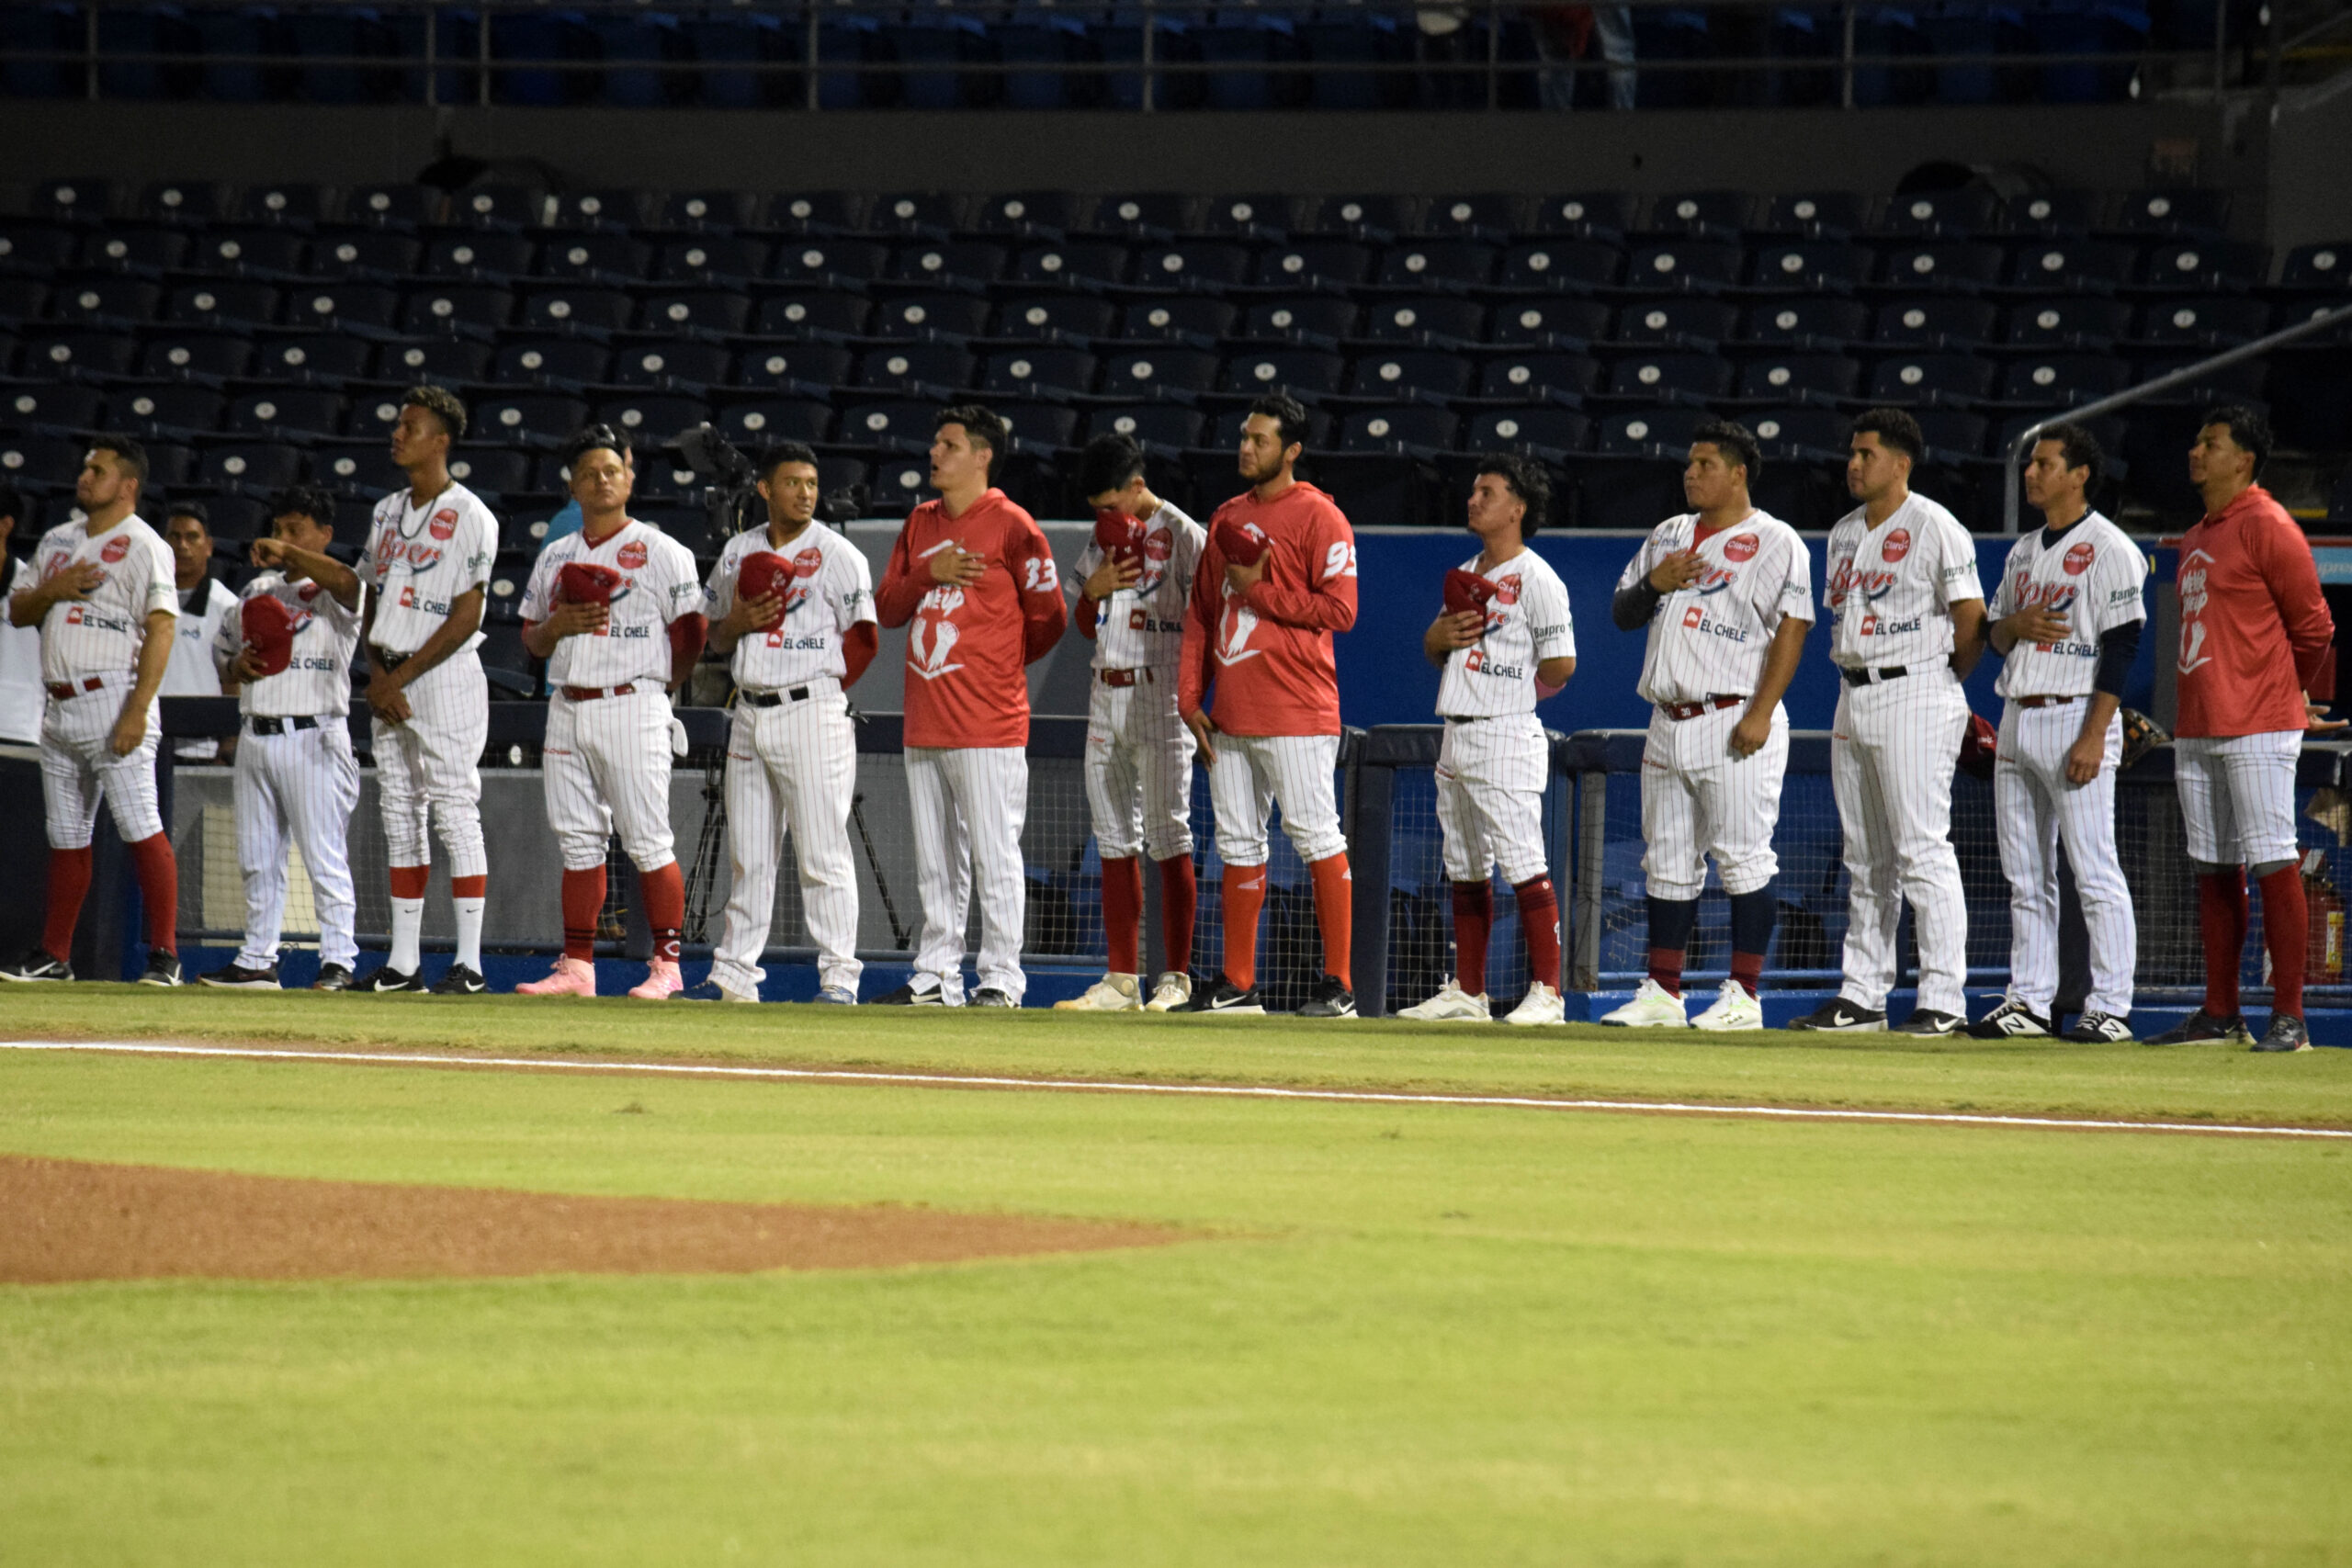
[1173,519,1204,603]
[356,511,384,580]
[1178,524,1226,717]
[1933,514,1984,607]
[831,542,876,632]
[2252,513,2335,688]
[703,546,736,626]
[1771,528,1815,625]
[213,593,244,667]
[461,502,498,591]
[2090,538,2149,632]
[873,518,926,628]
[1241,502,1357,631]
[137,535,177,618]
[1614,530,1663,594]
[1011,515,1069,664]
[518,547,559,623]
[656,539,703,625]
[1528,568,1575,661]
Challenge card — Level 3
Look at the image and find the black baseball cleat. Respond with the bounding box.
[140,951,182,987]
[869,982,948,1007]
[0,948,73,983]
[969,987,1017,1008]
[2143,1009,2251,1046]
[311,964,354,992]
[199,961,279,990]
[2251,1014,2312,1053]
[2064,1010,2134,1043]
[1172,974,1266,1015]
[354,964,426,994]
[429,964,488,996]
[1786,998,1886,1032]
[1295,976,1357,1019]
[1891,1008,1965,1035]
[1967,998,2052,1039]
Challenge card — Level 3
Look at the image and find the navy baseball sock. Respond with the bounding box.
[1646,897,1699,996]
[1728,886,1776,998]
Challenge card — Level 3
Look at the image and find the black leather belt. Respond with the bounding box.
[2014,694,2082,709]
[1841,665,1918,687]
[744,686,815,707]
[246,716,321,736]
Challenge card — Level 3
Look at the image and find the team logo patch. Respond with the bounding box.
[1880,528,1912,564]
[1683,605,1703,628]
[428,507,458,542]
[793,547,825,578]
[1494,574,1521,607]
[616,540,650,571]
[2064,541,2096,576]
[1723,533,1759,563]
[100,535,130,563]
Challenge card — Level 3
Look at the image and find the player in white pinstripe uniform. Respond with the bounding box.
[356,387,499,995]
[198,485,367,991]
[160,502,239,762]
[1056,434,1205,1014]
[702,441,877,1006]
[1792,409,1986,1034]
[1,436,186,986]
[516,427,708,1000]
[1604,422,1813,1032]
[1970,424,2146,1043]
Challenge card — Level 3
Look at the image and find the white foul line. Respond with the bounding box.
[5,1039,2349,1141]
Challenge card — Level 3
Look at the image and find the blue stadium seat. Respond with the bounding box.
[2112,188,2228,239]
[982,349,1099,398]
[866,455,938,515]
[1464,406,1589,456]
[311,231,422,276]
[595,394,710,446]
[1000,297,1118,339]
[347,393,413,441]
[1872,189,1996,237]
[1736,355,1859,401]
[1608,352,1732,400]
[2002,297,2132,347]
[854,344,975,391]
[639,290,752,333]
[449,450,533,499]
[995,17,1088,111]
[1998,355,2129,404]
[254,335,373,382]
[1378,241,1498,288]
[0,434,88,492]
[2139,241,2266,291]
[83,227,189,271]
[1303,196,1409,238]
[55,278,161,322]
[1868,353,1996,403]
[1594,406,1707,455]
[973,191,1079,236]
[1340,407,1458,454]
[1524,193,1634,236]
[166,282,280,328]
[734,344,854,390]
[1083,194,1193,236]
[750,195,855,234]
[1257,242,1375,288]
[870,296,992,339]
[1488,297,1611,345]
[537,233,648,282]
[1239,299,1357,343]
[1747,242,1867,289]
[1912,409,1989,457]
[1117,299,1236,340]
[1135,243,1253,288]
[1,6,81,100]
[191,228,307,275]
[235,184,327,226]
[21,329,135,378]
[229,389,346,437]
[1645,191,1751,236]
[2005,239,2136,289]
[2002,190,2101,235]
[756,293,870,337]
[1207,404,1332,449]
[2128,351,2267,405]
[869,192,964,234]
[660,236,773,283]
[488,12,597,107]
[1758,193,1865,237]
[1613,299,1738,344]
[34,176,112,223]
[341,185,434,228]
[890,241,1010,286]
[498,339,613,388]
[2138,298,2269,347]
[3,382,101,429]
[1624,242,1742,289]
[2280,242,2352,291]
[771,239,890,288]
[1086,404,1205,448]
[1744,298,1871,345]
[718,400,833,446]
[840,406,938,451]
[591,11,692,108]
[1013,243,1130,287]
[382,339,490,385]
[1478,351,1601,400]
[1872,299,1999,347]
[0,220,77,272]
[547,189,645,231]
[288,9,400,105]
[1363,298,1486,344]
[1746,407,1848,453]
[998,402,1081,450]
[111,385,223,435]
[613,343,731,388]
[1498,240,1621,289]
[0,276,43,321]
[1348,350,1474,400]
[1304,12,1412,110]
[402,286,514,334]
[1414,196,1519,238]
[1221,348,1346,398]
[199,442,305,492]
[291,284,399,332]
[660,191,745,230]
[474,394,592,446]
[141,332,253,379]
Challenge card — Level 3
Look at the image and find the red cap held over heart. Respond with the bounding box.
[239,592,297,678]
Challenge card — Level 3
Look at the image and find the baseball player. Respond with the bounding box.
[702,440,877,1006]
[1791,408,1985,1034]
[161,501,238,761]
[198,485,366,991]
[1,483,43,747]
[1969,424,2146,1042]
[873,404,1068,1007]
[0,435,184,986]
[1396,455,1577,1026]
[1175,393,1361,1018]
[2149,406,2336,1053]
[356,386,499,994]
[514,426,707,1001]
[1055,433,1205,1014]
[1602,421,1813,1031]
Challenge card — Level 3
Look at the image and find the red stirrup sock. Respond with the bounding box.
[561,867,607,964]
[388,864,430,901]
[1450,880,1494,997]
[1101,856,1142,975]
[1156,854,1197,977]
[41,845,93,961]
[1514,874,1561,989]
[1309,853,1353,991]
[1220,863,1266,991]
[126,832,178,953]
[2199,869,2249,1017]
[2257,864,2308,1020]
[640,862,685,964]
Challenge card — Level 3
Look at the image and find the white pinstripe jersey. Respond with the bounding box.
[1988,511,2148,699]
[163,578,236,699]
[1822,492,1983,668]
[1069,500,1204,671]
[522,518,703,688]
[1615,509,1812,705]
[214,571,365,717]
[1435,547,1576,717]
[359,481,498,655]
[29,513,176,683]
[705,520,876,688]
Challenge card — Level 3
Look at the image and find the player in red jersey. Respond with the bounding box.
[873,405,1068,1007]
[2150,406,2338,1052]
[1176,393,1361,1018]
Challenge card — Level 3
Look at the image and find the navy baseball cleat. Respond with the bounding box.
[0,949,74,983]
[2144,1009,2251,1046]
[1173,975,1265,1015]
[1786,998,1885,1032]
[2250,1014,2312,1053]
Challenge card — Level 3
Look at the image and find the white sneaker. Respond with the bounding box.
[1503,981,1565,1026]
[1600,976,1690,1028]
[1396,980,1491,1021]
[1690,977,1763,1032]
[1144,972,1192,1012]
[1054,973,1142,1011]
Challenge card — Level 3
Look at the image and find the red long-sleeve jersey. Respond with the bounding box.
[2175,484,2335,739]
[1178,480,1357,737]
[876,488,1068,749]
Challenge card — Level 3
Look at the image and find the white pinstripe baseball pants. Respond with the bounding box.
[233,721,360,972]
[908,745,1028,1002]
[713,685,861,997]
[542,687,675,874]
[371,649,488,878]
[1995,701,2131,1017]
[40,681,164,848]
[1639,703,1788,901]
[1208,732,1346,866]
[2175,730,2302,868]
[1831,669,1971,1015]
[1435,713,1549,886]
[1083,675,1196,862]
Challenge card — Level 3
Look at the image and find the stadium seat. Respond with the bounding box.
[1593,406,1708,455]
[2002,190,2101,235]
[772,240,891,287]
[1100,348,1219,398]
[82,227,190,271]
[1340,406,1459,454]
[687,15,797,110]
[288,284,399,332]
[1746,407,1848,453]
[0,434,87,492]
[1363,298,1487,344]
[1758,193,1865,237]
[854,344,976,391]
[718,400,832,446]
[973,191,1080,237]
[2128,352,2267,405]
[1879,243,2005,290]
[891,241,1011,286]
[141,333,254,379]
[1478,352,1602,400]
[254,334,373,382]
[238,184,329,225]
[998,402,1080,450]
[1197,194,1292,237]
[1645,191,1751,236]
[1413,195,1518,238]
[1304,196,1409,238]
[227,389,346,437]
[595,394,710,446]
[1523,193,1634,236]
[1867,354,1996,403]
[1736,355,1859,401]
[1913,409,1989,457]
[868,193,964,235]
[1871,189,1995,237]
[190,227,308,275]
[1377,241,1498,288]
[1613,299,1739,345]
[55,278,161,322]
[0,221,77,273]
[1624,243,1742,289]
[424,233,535,279]
[446,450,533,496]
[520,289,632,333]
[2139,241,2266,291]
[347,393,413,441]
[1084,194,1193,236]
[547,189,645,230]
[1001,297,1120,339]
[474,394,592,446]
[1607,352,1732,400]
[341,185,435,227]
[867,455,937,515]
[660,191,745,230]
[1086,404,1205,448]
[1239,298,1358,342]
[2138,298,2269,347]
[2002,298,2132,347]
[1745,298,1871,345]
[2113,188,2228,239]
[311,232,423,276]
[198,442,305,491]
[659,236,773,283]
[2006,239,2137,289]
[401,287,514,334]
[381,340,491,385]
[1349,350,1475,400]
[1872,299,1999,347]
[757,293,870,336]
[1498,241,1621,289]
[1488,297,1611,345]
[165,282,280,328]
[21,329,136,377]
[612,343,731,388]
[1120,298,1238,340]
[639,290,752,334]
[1207,405,1332,450]
[1013,243,1131,287]
[2279,242,2351,291]
[3,383,103,428]
[1221,348,1345,398]
[982,349,1099,398]
[1464,405,1589,456]
[1747,242,1867,289]
[1136,243,1254,288]
[1999,355,2129,405]
[1257,242,1376,288]
[0,276,42,321]
[34,177,113,223]
[733,344,854,391]
[871,296,992,339]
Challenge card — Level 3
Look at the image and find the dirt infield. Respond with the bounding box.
[0,1155,1182,1284]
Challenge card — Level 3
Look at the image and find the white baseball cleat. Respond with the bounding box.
[1396,980,1491,1021]
[1503,981,1565,1026]
[628,960,684,1000]
[1144,972,1192,1012]
[1690,977,1763,1032]
[516,956,596,997]
[1055,973,1142,1011]
[1600,977,1690,1028]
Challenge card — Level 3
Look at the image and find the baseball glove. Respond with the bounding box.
[1213,516,1271,568]
[557,561,623,606]
[2120,706,2169,772]
[1442,568,1497,618]
[735,551,793,632]
[239,592,297,679]
[1093,507,1148,570]
[1958,711,1998,782]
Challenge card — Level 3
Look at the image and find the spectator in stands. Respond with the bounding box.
[161,502,239,761]
[1530,5,1635,110]
[0,483,40,745]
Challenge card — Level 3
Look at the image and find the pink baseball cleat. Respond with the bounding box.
[628,960,684,1000]
[517,956,597,997]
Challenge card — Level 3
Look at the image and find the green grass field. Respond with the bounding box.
[5,988,2350,1564]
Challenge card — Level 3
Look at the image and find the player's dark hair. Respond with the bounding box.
[1247,392,1310,453]
[1475,453,1552,536]
[266,484,337,531]
[88,433,149,486]
[2037,421,2104,492]
[2199,403,2273,473]
[757,441,820,480]
[1077,432,1147,500]
[1691,420,1763,481]
[402,384,468,442]
[935,403,1008,478]
[1849,407,1925,464]
[561,423,630,473]
[162,497,209,529]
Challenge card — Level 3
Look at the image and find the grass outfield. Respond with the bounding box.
[3,994,2350,1563]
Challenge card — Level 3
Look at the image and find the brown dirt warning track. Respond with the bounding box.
[0,1154,1182,1284]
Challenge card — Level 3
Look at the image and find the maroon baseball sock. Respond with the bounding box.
[560,867,606,964]
[2257,864,2308,1020]
[126,832,177,954]
[1514,875,1561,990]
[1451,880,1494,996]
[1101,856,1142,976]
[640,862,685,964]
[1156,854,1196,977]
[2199,869,2248,1017]
[41,845,93,962]
[1221,864,1265,991]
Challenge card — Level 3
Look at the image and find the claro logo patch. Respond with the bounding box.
[1880,528,1912,564]
[1722,533,1758,563]
[2064,541,2096,576]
